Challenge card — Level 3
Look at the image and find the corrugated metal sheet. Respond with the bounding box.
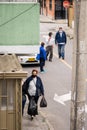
[0,3,39,45]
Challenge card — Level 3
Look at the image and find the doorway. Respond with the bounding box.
[55,0,66,19]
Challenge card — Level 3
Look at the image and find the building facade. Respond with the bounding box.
[40,0,73,20]
[0,0,37,2]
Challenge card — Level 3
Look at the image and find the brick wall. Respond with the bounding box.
[43,0,55,19]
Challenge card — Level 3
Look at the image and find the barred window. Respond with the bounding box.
[49,0,52,10]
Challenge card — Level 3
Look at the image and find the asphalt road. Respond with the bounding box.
[22,22,87,130]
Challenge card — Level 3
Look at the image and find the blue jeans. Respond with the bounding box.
[58,44,65,59]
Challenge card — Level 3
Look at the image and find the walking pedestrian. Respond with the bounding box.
[45,32,54,62]
[55,27,67,60]
[39,42,46,73]
[22,69,44,119]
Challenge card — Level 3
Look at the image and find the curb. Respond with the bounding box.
[40,111,54,130]
[40,20,55,24]
[40,18,68,24]
[40,20,67,24]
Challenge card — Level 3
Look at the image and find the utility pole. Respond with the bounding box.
[70,0,87,130]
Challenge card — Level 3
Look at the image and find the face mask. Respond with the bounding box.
[59,30,62,33]
[32,75,37,78]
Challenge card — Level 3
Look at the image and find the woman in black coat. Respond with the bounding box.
[22,69,44,118]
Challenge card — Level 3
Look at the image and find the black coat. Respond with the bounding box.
[22,76,44,97]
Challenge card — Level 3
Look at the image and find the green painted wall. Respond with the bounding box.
[0,3,39,45]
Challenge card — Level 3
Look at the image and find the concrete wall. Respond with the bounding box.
[68,6,74,28]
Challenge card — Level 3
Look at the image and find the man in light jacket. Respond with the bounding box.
[45,32,54,62]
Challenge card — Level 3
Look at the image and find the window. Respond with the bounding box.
[1,80,7,110]
[1,79,15,110]
[49,0,52,10]
[44,0,46,8]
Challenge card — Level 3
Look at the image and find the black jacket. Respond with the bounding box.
[22,76,44,97]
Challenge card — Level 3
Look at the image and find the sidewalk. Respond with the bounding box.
[40,14,66,24]
[40,14,74,39]
[22,101,54,130]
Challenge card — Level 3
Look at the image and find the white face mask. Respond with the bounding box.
[59,30,62,33]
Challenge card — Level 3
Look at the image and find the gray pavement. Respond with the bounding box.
[22,14,73,130]
[40,14,66,24]
[22,101,54,130]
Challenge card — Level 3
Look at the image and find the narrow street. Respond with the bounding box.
[23,21,73,130]
[22,18,87,130]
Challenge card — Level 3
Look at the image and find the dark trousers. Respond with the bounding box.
[22,94,26,115]
[40,58,45,71]
[46,46,53,60]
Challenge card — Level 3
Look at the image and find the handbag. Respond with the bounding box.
[40,96,47,107]
[36,54,40,60]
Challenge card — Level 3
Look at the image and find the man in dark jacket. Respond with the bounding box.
[55,27,67,59]
[22,69,44,118]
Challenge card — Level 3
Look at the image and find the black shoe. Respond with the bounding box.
[49,59,52,62]
[62,57,64,60]
[31,115,34,120]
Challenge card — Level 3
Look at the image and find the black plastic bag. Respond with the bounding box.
[40,97,47,108]
[27,97,37,116]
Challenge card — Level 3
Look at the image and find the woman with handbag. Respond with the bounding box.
[22,69,44,119]
[39,42,46,73]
